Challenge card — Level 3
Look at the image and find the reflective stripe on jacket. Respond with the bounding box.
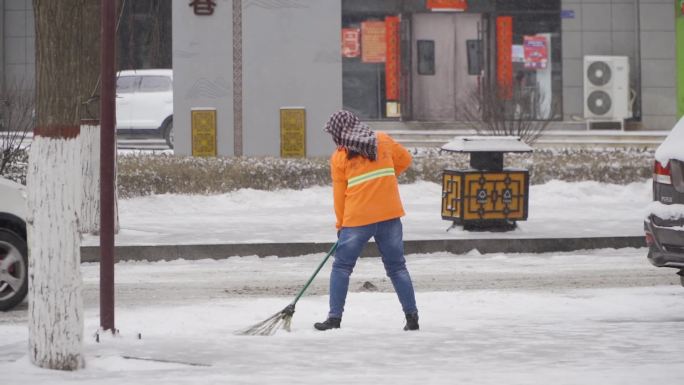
[331,131,412,229]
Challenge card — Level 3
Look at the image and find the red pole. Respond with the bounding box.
[100,0,116,332]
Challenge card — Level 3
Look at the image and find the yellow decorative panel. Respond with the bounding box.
[441,171,462,220]
[191,109,217,157]
[462,171,528,221]
[280,108,306,158]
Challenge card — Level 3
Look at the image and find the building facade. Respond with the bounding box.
[1,1,680,157]
[0,0,35,91]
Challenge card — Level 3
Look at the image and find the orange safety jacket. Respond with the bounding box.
[330,131,412,229]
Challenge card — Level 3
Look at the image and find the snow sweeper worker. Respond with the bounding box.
[315,110,419,332]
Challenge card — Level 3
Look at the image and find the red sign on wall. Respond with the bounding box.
[385,16,400,101]
[523,35,548,69]
[496,16,513,100]
[427,0,467,12]
[341,28,361,58]
[361,21,386,63]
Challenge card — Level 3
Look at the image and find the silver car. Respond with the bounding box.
[644,119,684,286]
[0,176,28,310]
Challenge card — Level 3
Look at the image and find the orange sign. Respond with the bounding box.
[341,28,360,58]
[496,16,513,100]
[385,16,400,101]
[427,0,467,11]
[361,21,386,63]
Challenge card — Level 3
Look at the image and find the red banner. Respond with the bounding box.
[496,16,513,99]
[385,16,400,101]
[427,0,467,11]
[361,21,386,63]
[341,28,360,58]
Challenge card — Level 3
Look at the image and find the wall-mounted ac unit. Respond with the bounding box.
[583,55,631,129]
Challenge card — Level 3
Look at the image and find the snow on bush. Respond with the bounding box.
[3,147,655,198]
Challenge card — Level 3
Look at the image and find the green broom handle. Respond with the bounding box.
[291,241,338,305]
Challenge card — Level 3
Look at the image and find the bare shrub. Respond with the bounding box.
[113,148,653,198]
[0,81,34,177]
[459,83,559,145]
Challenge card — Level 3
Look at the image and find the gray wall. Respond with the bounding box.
[561,0,676,130]
[243,0,341,157]
[173,0,234,156]
[173,0,342,157]
[639,0,677,130]
[1,0,35,91]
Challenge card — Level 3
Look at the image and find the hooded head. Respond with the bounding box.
[323,110,377,160]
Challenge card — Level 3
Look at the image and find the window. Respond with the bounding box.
[139,76,172,92]
[417,40,435,75]
[116,76,139,94]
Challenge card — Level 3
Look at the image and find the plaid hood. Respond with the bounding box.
[323,110,377,161]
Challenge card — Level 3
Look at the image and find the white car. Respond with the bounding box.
[116,69,174,148]
[0,176,28,310]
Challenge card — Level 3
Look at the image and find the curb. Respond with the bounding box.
[80,236,646,262]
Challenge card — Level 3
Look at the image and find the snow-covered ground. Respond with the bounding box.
[3,180,682,384]
[83,180,653,246]
[1,247,683,384]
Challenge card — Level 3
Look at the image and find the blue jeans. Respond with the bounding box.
[328,218,418,318]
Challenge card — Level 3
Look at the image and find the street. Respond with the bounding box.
[3,247,684,385]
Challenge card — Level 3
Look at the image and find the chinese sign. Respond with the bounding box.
[496,16,513,99]
[427,0,467,12]
[341,28,360,58]
[191,108,217,157]
[523,35,548,70]
[280,108,306,158]
[385,16,400,101]
[189,0,216,16]
[361,21,386,63]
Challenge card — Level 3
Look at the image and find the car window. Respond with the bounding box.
[139,76,172,93]
[117,76,139,94]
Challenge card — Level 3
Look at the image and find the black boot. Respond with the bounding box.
[403,312,419,331]
[314,317,341,331]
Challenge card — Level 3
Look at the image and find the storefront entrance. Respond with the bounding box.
[411,13,481,121]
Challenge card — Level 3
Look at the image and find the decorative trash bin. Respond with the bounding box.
[440,136,533,231]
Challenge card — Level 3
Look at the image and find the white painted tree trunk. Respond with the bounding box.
[27,136,84,370]
[77,123,119,234]
[78,124,100,234]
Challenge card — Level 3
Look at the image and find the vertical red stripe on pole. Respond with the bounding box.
[100,0,116,332]
[496,16,513,100]
[385,16,400,101]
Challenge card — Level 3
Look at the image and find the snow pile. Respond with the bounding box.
[646,201,684,222]
[82,179,652,246]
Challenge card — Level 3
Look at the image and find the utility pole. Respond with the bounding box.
[100,0,116,332]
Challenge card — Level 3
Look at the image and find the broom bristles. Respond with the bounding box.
[237,304,295,336]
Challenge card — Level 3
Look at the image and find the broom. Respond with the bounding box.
[237,241,338,336]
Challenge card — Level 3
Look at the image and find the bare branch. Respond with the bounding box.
[457,82,557,145]
[0,79,34,177]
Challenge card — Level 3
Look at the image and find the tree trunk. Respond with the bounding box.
[29,0,100,370]
[27,137,83,370]
[79,122,100,234]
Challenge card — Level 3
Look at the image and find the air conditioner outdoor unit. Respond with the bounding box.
[583,55,631,129]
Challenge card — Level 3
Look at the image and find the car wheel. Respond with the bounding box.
[163,117,174,149]
[0,229,28,311]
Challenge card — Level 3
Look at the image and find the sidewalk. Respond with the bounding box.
[81,180,651,261]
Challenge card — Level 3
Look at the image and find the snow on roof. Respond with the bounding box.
[655,116,684,166]
[441,136,533,153]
